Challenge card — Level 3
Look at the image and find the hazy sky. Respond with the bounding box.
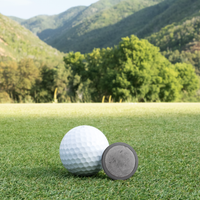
[0,0,99,19]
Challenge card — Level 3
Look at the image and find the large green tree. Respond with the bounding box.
[104,35,182,102]
[63,35,199,102]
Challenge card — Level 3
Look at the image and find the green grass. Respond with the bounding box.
[0,103,200,199]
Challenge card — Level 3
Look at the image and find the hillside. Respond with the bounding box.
[14,0,126,42]
[0,14,64,65]
[9,0,200,55]
[8,16,25,23]
[144,11,200,75]
[7,0,200,76]
[49,0,200,54]
[145,16,200,52]
[10,0,163,53]
[20,6,86,37]
[40,0,164,53]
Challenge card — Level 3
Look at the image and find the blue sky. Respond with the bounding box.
[0,0,99,19]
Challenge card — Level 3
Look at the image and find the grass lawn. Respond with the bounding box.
[0,103,200,199]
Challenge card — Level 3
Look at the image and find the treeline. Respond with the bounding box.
[65,35,199,102]
[0,35,199,103]
[0,59,70,103]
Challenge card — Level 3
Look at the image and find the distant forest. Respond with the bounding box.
[1,35,199,103]
[1,0,200,102]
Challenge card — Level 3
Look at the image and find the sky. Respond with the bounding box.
[0,0,99,19]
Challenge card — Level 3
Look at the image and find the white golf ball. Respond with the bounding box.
[59,125,109,175]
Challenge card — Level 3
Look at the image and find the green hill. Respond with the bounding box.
[8,16,25,23]
[20,6,86,37]
[0,14,64,65]
[144,5,200,75]
[9,0,200,56]
[39,0,164,53]
[7,0,200,76]
[47,0,167,53]
[145,16,200,52]
[15,0,126,42]
[49,0,200,54]
[10,0,163,53]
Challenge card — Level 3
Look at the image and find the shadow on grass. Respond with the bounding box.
[10,164,111,181]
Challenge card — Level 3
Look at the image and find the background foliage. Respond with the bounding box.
[0,59,70,103]
[10,0,200,55]
[0,14,64,64]
[63,35,199,103]
[0,34,199,103]
[1,0,200,102]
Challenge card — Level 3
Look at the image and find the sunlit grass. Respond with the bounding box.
[0,103,200,199]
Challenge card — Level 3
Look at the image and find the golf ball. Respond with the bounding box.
[59,125,109,175]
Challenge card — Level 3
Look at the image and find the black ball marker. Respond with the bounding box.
[101,142,138,180]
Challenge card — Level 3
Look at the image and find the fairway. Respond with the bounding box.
[0,103,200,199]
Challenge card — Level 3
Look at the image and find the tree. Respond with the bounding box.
[33,64,56,103]
[15,58,40,102]
[54,64,71,102]
[63,52,86,102]
[0,61,18,101]
[63,35,198,102]
[85,47,114,101]
[110,35,181,102]
[174,63,199,95]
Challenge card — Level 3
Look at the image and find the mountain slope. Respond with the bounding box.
[54,0,200,54]
[20,6,87,36]
[9,0,164,53]
[0,14,64,64]
[42,0,165,53]
[8,0,200,57]
[137,0,200,38]
[145,15,200,75]
[145,16,200,52]
[8,16,25,23]
[14,0,126,40]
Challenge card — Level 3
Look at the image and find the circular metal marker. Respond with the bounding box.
[101,142,138,180]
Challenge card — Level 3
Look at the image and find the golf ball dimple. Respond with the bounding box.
[59,125,109,175]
